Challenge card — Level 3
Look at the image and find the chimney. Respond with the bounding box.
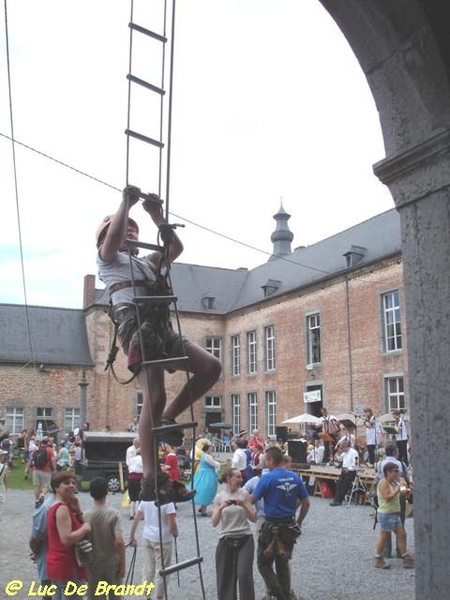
[83,274,96,308]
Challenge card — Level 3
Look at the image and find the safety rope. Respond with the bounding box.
[0,132,333,276]
[3,0,36,364]
[104,318,136,385]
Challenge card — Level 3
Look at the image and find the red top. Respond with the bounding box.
[46,502,87,580]
[164,453,181,481]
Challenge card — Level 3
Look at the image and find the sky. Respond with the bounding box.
[0,0,395,310]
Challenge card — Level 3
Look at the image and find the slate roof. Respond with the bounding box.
[0,209,400,366]
[169,263,249,315]
[168,208,401,314]
[0,305,94,366]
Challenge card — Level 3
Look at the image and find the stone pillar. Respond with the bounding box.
[374,128,450,597]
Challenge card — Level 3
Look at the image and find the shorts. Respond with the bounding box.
[128,477,143,502]
[377,512,402,532]
[33,469,52,488]
[112,303,188,373]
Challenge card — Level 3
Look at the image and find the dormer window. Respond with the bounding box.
[343,245,366,268]
[202,295,215,310]
[262,279,281,298]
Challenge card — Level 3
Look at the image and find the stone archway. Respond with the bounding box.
[318,1,450,597]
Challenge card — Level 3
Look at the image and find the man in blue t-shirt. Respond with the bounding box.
[250,447,310,600]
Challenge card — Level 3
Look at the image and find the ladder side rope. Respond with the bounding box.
[3,0,36,363]
[147,242,207,600]
[157,0,168,199]
[164,0,176,220]
[125,0,135,188]
[165,266,208,598]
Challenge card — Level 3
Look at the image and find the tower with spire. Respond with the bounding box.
[269,202,294,260]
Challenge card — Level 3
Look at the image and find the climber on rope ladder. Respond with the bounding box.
[96,185,222,504]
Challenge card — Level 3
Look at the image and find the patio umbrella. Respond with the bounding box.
[377,412,410,423]
[282,413,320,424]
[209,422,233,429]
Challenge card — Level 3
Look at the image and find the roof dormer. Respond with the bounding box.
[262,279,282,298]
[343,245,367,268]
[201,294,216,310]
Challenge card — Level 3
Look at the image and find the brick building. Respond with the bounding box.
[0,207,408,440]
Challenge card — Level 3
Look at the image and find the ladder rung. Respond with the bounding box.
[129,22,167,43]
[125,239,164,252]
[125,190,164,205]
[160,556,203,576]
[127,74,165,96]
[151,421,197,435]
[125,129,164,149]
[140,191,164,205]
[142,356,190,370]
[133,295,177,304]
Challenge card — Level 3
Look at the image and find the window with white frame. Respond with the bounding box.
[265,390,277,437]
[231,394,241,435]
[5,406,24,434]
[247,330,257,375]
[264,325,276,372]
[248,392,258,432]
[206,337,222,361]
[37,407,53,419]
[136,390,143,418]
[64,408,80,432]
[382,290,402,352]
[205,396,222,408]
[306,313,321,365]
[36,407,55,437]
[385,376,405,412]
[231,335,241,377]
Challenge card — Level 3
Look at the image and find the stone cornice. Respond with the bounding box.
[223,253,402,320]
[373,128,450,208]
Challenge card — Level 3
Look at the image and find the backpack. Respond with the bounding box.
[33,447,49,469]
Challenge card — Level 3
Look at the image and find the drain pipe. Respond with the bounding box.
[344,275,354,412]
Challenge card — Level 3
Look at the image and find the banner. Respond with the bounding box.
[303,390,321,403]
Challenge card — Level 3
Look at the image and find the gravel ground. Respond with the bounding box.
[0,484,415,600]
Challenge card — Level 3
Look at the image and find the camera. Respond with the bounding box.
[228,500,237,505]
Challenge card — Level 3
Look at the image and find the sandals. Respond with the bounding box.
[402,554,415,569]
[155,479,196,507]
[374,557,390,569]
[140,472,168,502]
[140,472,196,506]
[157,418,184,447]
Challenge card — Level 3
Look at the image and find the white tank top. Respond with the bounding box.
[97,251,157,304]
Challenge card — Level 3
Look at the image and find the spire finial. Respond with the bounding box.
[269,201,293,261]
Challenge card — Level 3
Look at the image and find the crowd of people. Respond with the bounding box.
[23,440,311,600]
[0,426,89,509]
[0,414,416,600]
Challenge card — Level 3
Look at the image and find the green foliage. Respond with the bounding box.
[4,460,34,491]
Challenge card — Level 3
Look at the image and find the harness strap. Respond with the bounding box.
[104,316,136,385]
[109,279,156,294]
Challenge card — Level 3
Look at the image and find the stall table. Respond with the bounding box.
[292,464,376,501]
